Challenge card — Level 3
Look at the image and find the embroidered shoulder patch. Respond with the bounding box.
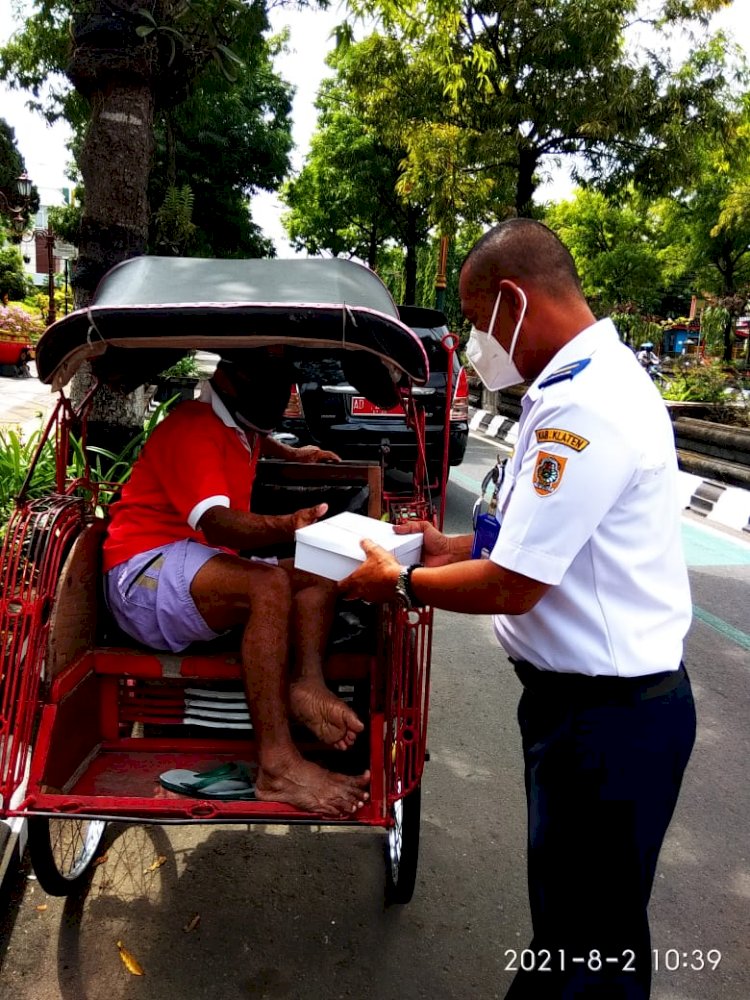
[535,427,589,451]
[532,451,567,496]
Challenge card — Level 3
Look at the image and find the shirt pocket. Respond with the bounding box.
[120,553,165,609]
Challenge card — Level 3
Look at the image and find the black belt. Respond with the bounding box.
[512,660,687,704]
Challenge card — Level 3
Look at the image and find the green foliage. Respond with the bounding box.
[0,244,33,301]
[700,305,730,356]
[47,199,84,247]
[545,190,669,315]
[345,0,742,223]
[0,300,45,340]
[655,95,750,319]
[0,1,269,117]
[659,359,731,401]
[0,427,56,529]
[154,185,197,255]
[159,352,201,378]
[611,311,664,351]
[0,118,39,231]
[148,31,293,258]
[1,3,293,263]
[0,399,176,533]
[281,36,434,272]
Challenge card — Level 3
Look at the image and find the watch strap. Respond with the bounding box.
[403,563,424,608]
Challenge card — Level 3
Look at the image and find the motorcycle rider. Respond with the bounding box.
[636,341,660,374]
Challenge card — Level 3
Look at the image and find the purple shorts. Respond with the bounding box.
[105,540,225,652]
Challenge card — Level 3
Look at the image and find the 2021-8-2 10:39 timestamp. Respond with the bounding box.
[503,948,722,973]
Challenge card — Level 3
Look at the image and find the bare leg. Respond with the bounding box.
[282,563,364,751]
[190,555,369,817]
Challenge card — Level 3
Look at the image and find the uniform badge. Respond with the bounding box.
[535,427,589,451]
[532,451,567,496]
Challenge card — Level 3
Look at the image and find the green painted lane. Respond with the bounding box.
[692,605,750,653]
[681,520,750,567]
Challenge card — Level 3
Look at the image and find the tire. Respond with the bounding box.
[27,817,107,896]
[384,782,421,906]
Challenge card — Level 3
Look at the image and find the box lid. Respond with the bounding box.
[294,511,421,561]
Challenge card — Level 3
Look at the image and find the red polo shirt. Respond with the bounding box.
[103,399,260,572]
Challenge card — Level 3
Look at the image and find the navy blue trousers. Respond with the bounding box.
[505,665,696,1000]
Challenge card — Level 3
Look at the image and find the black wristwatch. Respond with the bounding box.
[395,563,424,609]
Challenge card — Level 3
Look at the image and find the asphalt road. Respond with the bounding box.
[0,434,748,1000]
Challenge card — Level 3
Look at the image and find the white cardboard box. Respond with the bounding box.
[294,511,423,582]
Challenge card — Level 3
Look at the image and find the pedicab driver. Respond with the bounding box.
[103,350,370,818]
[341,219,696,999]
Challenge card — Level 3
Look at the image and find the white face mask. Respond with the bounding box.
[466,286,527,391]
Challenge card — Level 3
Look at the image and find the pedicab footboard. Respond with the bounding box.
[9,620,430,826]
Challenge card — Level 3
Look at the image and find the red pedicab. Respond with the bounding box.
[0,256,458,903]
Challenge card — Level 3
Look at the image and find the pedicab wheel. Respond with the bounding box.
[384,782,421,906]
[26,817,107,896]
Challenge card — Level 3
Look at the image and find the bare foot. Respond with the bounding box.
[290,678,365,751]
[255,753,370,818]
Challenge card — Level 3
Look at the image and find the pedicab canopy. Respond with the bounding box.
[35,257,429,402]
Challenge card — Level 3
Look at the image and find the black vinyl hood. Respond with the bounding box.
[36,256,429,392]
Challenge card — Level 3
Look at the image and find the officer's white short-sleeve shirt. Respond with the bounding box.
[490,319,692,677]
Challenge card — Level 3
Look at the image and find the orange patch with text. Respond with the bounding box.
[535,427,589,451]
[532,451,567,496]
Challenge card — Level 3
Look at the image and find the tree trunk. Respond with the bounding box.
[367,225,378,270]
[66,7,157,439]
[403,208,418,305]
[515,146,539,218]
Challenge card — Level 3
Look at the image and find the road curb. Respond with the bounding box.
[469,407,750,533]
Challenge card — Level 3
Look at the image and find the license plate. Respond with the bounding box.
[351,397,402,416]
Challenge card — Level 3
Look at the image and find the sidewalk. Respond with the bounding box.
[0,364,57,437]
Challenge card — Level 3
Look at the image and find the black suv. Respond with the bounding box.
[279,305,469,487]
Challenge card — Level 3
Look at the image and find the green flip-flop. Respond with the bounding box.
[159,761,257,799]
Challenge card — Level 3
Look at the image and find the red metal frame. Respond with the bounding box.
[0,494,87,809]
[0,341,456,828]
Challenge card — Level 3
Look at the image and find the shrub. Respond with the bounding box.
[0,303,46,343]
[0,427,57,531]
[660,360,733,403]
[159,352,201,378]
[0,400,175,538]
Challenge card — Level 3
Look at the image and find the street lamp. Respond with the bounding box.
[12,172,58,326]
[0,173,30,235]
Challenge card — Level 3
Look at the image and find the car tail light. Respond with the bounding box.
[284,384,305,419]
[450,366,469,421]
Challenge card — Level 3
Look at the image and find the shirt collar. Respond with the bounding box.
[525,318,619,403]
[199,381,255,452]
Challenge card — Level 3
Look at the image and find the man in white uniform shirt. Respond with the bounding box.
[341,219,696,999]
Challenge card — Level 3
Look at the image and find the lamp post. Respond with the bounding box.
[435,235,449,312]
[39,229,57,326]
[0,173,29,235]
[13,173,58,326]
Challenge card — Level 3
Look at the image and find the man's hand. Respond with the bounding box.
[338,539,401,602]
[291,502,329,532]
[393,520,457,567]
[294,446,342,464]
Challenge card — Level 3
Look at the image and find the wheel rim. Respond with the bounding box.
[48,820,107,881]
[387,797,404,884]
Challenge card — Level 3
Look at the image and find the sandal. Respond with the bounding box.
[159,761,257,799]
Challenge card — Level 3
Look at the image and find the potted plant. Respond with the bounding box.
[154,352,202,402]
